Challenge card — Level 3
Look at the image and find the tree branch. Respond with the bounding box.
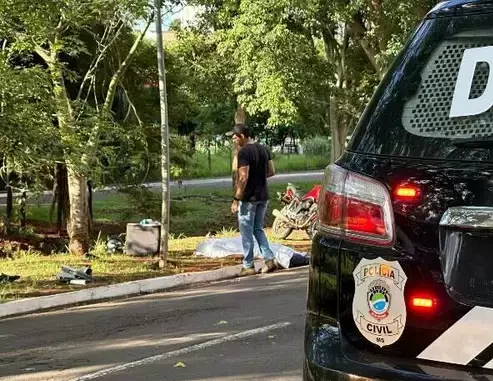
[86,11,154,150]
[348,13,382,78]
[122,86,143,126]
[76,77,94,121]
[56,16,64,34]
[76,19,126,102]
[102,12,154,115]
[93,75,100,113]
[33,41,51,63]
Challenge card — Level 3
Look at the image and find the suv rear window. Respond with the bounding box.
[350,12,493,162]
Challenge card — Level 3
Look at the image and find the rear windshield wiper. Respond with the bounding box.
[451,138,493,148]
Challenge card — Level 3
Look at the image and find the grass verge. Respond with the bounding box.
[0,230,310,303]
[186,151,327,179]
[0,182,318,303]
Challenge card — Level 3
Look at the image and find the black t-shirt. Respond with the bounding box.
[237,143,271,202]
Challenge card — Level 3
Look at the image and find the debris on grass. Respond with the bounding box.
[0,273,20,284]
[57,265,95,284]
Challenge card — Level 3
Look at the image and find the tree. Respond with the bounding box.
[0,53,59,204]
[187,0,439,162]
[0,0,154,254]
[218,0,379,161]
[166,25,239,182]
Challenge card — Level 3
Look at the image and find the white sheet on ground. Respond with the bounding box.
[195,236,307,269]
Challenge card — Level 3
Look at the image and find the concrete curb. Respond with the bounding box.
[0,263,252,319]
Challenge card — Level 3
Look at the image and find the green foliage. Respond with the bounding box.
[167,28,237,139]
[221,0,324,127]
[186,0,439,143]
[0,0,441,200]
[119,186,160,220]
[302,136,331,157]
[0,57,60,191]
[189,148,232,178]
[0,0,160,191]
[169,134,194,179]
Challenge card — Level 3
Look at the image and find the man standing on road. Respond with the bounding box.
[230,124,278,277]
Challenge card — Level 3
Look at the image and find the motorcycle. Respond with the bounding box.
[272,183,322,240]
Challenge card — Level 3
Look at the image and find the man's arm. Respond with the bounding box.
[235,166,249,200]
[267,160,275,178]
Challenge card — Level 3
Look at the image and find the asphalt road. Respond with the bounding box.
[0,170,324,205]
[0,267,308,381]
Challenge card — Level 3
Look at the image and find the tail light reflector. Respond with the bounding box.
[318,164,395,247]
[395,185,420,200]
[412,298,434,308]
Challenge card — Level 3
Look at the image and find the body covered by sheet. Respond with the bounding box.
[195,237,309,269]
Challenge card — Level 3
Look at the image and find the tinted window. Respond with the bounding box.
[350,13,493,162]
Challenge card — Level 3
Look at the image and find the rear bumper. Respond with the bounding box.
[303,359,386,381]
[303,314,493,381]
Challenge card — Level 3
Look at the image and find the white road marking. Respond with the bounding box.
[69,321,291,381]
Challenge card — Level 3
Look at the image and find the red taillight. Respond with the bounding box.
[318,191,343,230]
[346,197,386,235]
[394,185,420,200]
[318,165,395,247]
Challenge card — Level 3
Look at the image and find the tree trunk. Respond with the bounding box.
[56,174,62,234]
[56,163,69,235]
[67,167,89,254]
[235,105,246,124]
[46,54,90,254]
[20,191,27,228]
[207,141,212,174]
[88,180,93,227]
[155,0,170,265]
[349,16,384,79]
[6,171,12,231]
[329,97,348,163]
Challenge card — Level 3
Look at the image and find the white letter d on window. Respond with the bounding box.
[450,46,493,118]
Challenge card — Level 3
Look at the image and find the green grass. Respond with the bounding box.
[185,151,327,179]
[274,154,328,173]
[0,235,244,302]
[0,182,317,302]
[0,229,311,303]
[18,182,316,238]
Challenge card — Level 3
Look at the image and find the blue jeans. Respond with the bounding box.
[238,201,275,269]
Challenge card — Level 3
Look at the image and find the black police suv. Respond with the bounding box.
[304,1,493,380]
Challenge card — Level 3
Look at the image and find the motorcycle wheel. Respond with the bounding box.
[272,217,293,240]
[307,220,318,240]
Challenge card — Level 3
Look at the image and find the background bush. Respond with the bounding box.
[302,136,331,157]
